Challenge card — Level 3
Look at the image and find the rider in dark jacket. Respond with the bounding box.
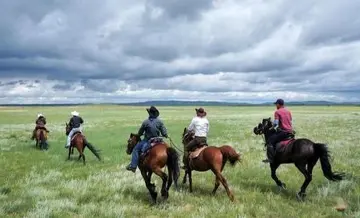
[126,106,168,172]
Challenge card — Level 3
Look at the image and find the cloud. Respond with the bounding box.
[0,0,359,103]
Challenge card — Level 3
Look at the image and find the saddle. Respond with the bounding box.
[140,137,165,159]
[189,146,207,159]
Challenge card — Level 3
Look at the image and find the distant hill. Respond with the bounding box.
[1,100,359,106]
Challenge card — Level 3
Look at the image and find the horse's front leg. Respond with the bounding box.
[140,168,157,203]
[67,147,71,160]
[270,163,286,191]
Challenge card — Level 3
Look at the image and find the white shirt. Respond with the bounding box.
[188,116,209,137]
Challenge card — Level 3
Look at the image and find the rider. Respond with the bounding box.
[126,106,168,173]
[183,108,209,169]
[264,99,293,164]
[31,113,49,140]
[65,111,84,149]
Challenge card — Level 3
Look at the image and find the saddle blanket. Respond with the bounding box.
[276,138,295,153]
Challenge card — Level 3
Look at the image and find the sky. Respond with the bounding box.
[0,0,360,104]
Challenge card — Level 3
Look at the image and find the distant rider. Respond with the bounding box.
[183,108,209,169]
[126,106,168,172]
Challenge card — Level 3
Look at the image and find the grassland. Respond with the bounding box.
[0,105,359,218]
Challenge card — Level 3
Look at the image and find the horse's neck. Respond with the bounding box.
[264,130,275,142]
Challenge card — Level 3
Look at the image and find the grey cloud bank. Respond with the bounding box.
[0,0,359,104]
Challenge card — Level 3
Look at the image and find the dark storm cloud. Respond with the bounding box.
[0,0,359,103]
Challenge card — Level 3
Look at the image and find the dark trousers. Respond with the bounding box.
[268,131,290,147]
[266,131,291,163]
[183,137,207,166]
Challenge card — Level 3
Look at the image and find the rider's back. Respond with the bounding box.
[139,117,167,140]
[275,107,292,133]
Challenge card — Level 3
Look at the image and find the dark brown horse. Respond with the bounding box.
[126,133,180,203]
[253,118,344,201]
[35,128,48,150]
[65,123,86,164]
[181,128,241,202]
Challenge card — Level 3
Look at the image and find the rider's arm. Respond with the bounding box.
[43,118,47,125]
[273,111,279,128]
[188,117,195,131]
[159,120,168,138]
[137,120,146,136]
[80,117,84,124]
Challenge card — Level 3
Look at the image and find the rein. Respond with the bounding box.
[169,137,184,154]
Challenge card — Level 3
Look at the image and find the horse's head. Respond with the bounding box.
[65,122,71,136]
[126,133,141,155]
[182,127,195,145]
[253,117,273,135]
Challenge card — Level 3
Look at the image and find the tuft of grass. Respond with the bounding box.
[0,105,359,217]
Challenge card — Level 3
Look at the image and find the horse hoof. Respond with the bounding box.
[278,183,287,192]
[161,191,169,199]
[296,192,306,201]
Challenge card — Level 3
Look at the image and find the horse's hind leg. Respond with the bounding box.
[82,154,86,165]
[167,167,173,191]
[182,171,188,184]
[212,169,234,201]
[212,177,220,195]
[295,161,314,201]
[153,167,168,199]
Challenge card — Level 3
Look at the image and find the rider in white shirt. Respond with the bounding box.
[183,108,209,168]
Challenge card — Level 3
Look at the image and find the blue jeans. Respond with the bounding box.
[130,140,150,168]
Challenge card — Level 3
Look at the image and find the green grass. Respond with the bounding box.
[0,105,359,218]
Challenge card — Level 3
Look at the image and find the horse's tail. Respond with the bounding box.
[166,147,180,188]
[84,139,102,161]
[220,145,241,166]
[313,143,344,181]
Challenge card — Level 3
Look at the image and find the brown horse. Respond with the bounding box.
[126,133,180,203]
[35,129,48,150]
[181,128,241,202]
[65,123,87,164]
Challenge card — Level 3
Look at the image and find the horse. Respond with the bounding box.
[126,133,180,203]
[181,128,241,202]
[253,118,344,201]
[35,128,48,150]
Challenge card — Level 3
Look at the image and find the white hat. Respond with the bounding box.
[37,113,43,118]
[71,111,79,116]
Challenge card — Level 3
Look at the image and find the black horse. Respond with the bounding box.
[253,118,344,201]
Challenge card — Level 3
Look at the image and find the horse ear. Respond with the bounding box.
[183,127,187,133]
[130,133,134,137]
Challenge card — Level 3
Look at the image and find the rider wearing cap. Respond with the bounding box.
[65,111,84,148]
[183,108,209,169]
[126,106,168,172]
[264,99,293,163]
[31,113,49,140]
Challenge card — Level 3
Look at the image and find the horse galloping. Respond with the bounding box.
[182,128,241,202]
[253,118,344,201]
[126,133,180,203]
